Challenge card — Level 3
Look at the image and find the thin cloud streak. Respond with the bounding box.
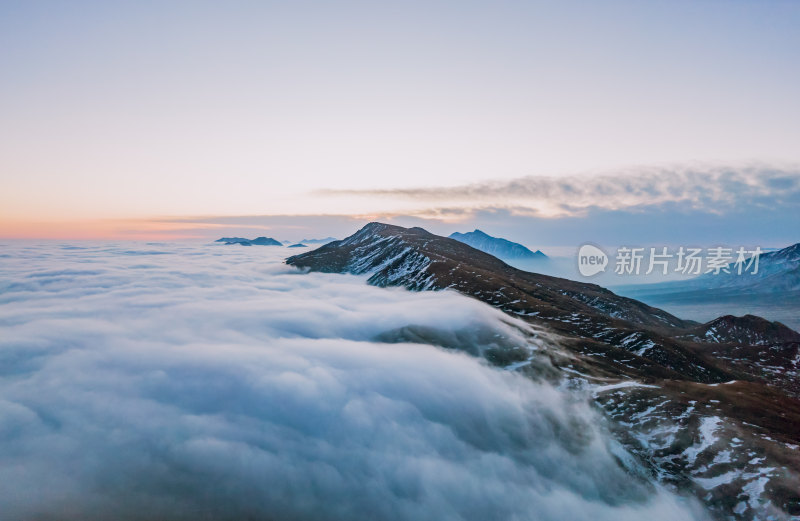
[6,165,798,243]
[318,164,800,218]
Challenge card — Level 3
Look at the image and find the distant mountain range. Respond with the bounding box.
[617,242,800,329]
[287,222,800,519]
[642,242,800,295]
[216,236,336,247]
[215,236,282,246]
[449,229,547,261]
[699,242,800,293]
[299,237,337,244]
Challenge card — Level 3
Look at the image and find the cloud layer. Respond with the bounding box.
[321,164,800,218]
[0,243,704,520]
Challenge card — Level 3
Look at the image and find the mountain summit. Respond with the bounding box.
[449,229,547,261]
[287,222,688,330]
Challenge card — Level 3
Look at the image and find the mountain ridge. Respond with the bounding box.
[286,222,800,382]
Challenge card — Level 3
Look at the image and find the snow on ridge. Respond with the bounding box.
[683,416,722,465]
[591,381,659,395]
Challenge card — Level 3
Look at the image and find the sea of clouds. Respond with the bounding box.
[0,242,706,521]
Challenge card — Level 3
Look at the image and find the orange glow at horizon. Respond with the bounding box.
[0,218,232,241]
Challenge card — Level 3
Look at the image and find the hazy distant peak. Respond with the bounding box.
[299,237,337,244]
[449,229,547,261]
[215,236,282,246]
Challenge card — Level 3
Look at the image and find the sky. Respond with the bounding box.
[1,0,799,242]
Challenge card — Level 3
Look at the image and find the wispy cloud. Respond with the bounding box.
[318,164,800,218]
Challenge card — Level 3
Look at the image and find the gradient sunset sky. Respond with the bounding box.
[1,1,799,242]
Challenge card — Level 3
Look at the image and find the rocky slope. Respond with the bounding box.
[684,315,800,345]
[287,222,800,520]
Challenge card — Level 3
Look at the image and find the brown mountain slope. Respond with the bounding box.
[287,222,800,520]
[287,222,737,381]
